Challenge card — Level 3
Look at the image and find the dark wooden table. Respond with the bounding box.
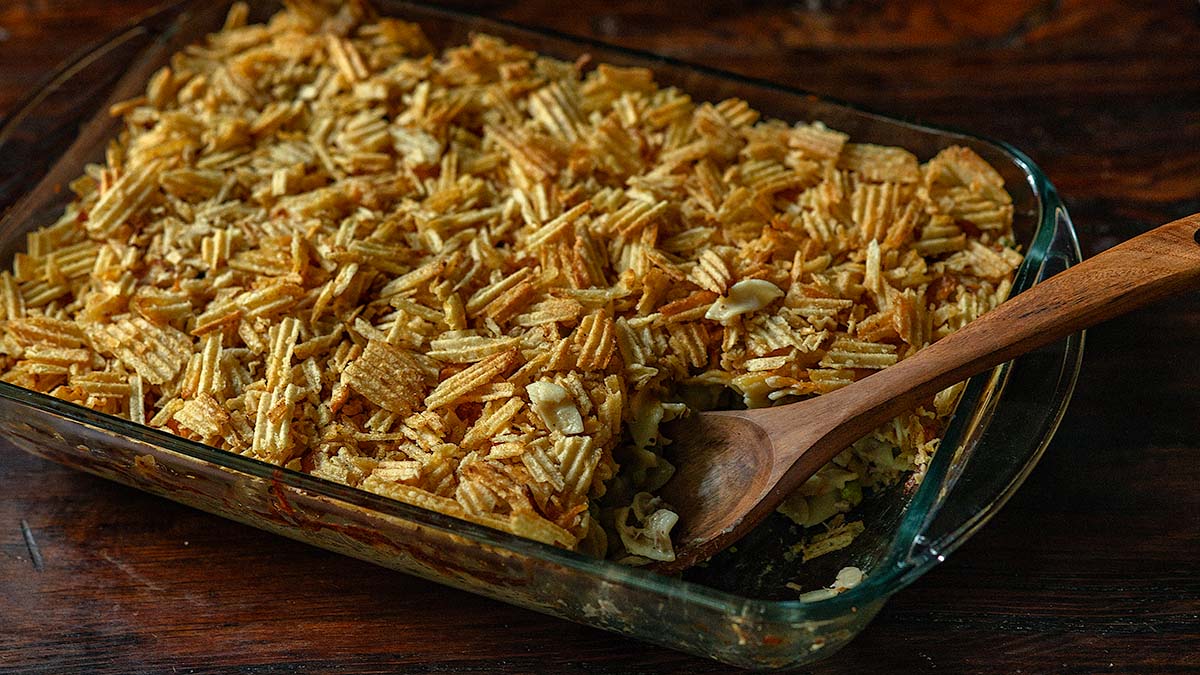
[1,2,1198,673]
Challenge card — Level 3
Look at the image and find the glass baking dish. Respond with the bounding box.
[0,0,1082,668]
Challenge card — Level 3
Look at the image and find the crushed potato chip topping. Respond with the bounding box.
[0,1,1021,564]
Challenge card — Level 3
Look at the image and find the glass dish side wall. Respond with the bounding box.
[0,395,884,668]
[0,1,1082,668]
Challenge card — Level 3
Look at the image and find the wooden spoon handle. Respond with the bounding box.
[765,213,1200,489]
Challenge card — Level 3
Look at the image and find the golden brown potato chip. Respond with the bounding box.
[342,339,427,416]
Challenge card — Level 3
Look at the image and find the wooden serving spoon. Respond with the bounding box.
[654,213,1200,573]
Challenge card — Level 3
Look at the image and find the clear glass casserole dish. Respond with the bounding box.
[0,1,1082,668]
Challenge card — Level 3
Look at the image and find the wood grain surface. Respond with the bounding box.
[1,1,1198,673]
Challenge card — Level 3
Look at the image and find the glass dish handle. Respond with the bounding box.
[909,193,1083,567]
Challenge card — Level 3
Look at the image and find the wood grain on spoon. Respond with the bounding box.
[655,212,1200,573]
